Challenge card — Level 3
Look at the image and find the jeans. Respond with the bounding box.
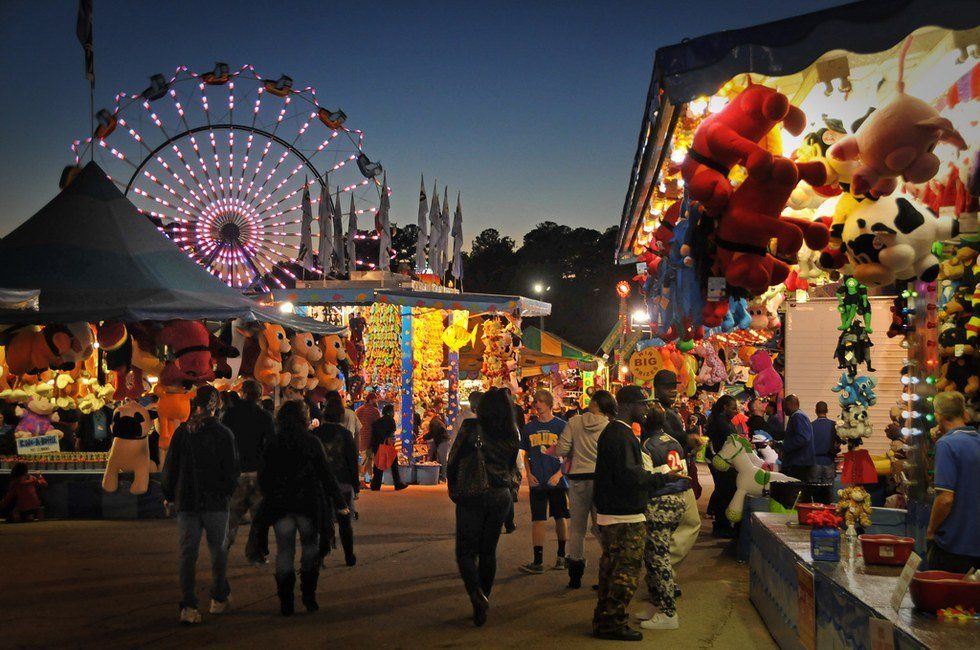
[178,510,231,609]
[225,472,261,550]
[337,484,356,560]
[455,489,511,597]
[273,514,320,580]
[807,465,836,504]
[567,479,597,561]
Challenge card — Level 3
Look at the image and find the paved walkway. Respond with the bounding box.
[0,481,775,649]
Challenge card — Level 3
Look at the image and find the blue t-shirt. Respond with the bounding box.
[933,426,980,557]
[521,417,568,490]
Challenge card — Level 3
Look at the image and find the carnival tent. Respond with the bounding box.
[460,325,597,378]
[617,0,979,261]
[0,162,342,334]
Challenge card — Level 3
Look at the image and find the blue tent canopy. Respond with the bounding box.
[617,0,980,262]
[0,162,343,335]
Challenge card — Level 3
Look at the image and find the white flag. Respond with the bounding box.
[298,180,313,268]
[428,181,442,276]
[452,192,464,281]
[378,173,392,272]
[346,195,357,275]
[441,186,451,279]
[415,174,428,273]
[317,180,333,273]
[332,187,345,271]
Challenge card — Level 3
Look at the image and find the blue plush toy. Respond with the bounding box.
[831,372,877,407]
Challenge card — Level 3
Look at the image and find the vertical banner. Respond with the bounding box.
[580,370,595,409]
[447,350,460,433]
[399,307,414,464]
[796,562,816,650]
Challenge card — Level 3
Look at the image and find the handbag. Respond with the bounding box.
[448,424,490,504]
[374,443,397,471]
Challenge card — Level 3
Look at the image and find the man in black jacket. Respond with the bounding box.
[222,380,276,551]
[592,385,685,642]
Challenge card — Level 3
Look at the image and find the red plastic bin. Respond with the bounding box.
[909,571,980,612]
[796,503,836,526]
[858,534,915,566]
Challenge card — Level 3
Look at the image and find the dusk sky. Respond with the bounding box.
[0,0,845,244]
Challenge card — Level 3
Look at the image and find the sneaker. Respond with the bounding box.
[553,556,567,570]
[179,607,202,624]
[209,598,230,614]
[593,627,643,641]
[640,613,679,630]
[394,484,408,491]
[345,554,357,567]
[632,602,659,621]
[519,562,545,574]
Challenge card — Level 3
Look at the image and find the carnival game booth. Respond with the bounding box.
[0,163,343,519]
[617,0,979,646]
[261,284,550,482]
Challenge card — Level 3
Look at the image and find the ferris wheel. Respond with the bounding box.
[70,63,385,290]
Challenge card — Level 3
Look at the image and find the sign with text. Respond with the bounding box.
[796,562,815,650]
[890,552,922,610]
[16,434,61,456]
[628,347,663,382]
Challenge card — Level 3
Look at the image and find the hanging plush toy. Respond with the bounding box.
[836,277,872,332]
[749,349,783,397]
[832,372,877,408]
[254,324,292,388]
[680,82,807,214]
[14,396,60,439]
[836,485,873,530]
[836,404,872,443]
[711,433,799,523]
[102,401,154,495]
[158,320,216,385]
[834,322,875,376]
[840,194,956,285]
[315,333,347,393]
[693,341,727,385]
[827,37,966,198]
[286,331,322,391]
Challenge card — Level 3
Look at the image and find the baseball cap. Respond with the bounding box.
[653,370,678,386]
[616,385,655,405]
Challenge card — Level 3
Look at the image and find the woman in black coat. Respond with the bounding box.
[312,392,360,566]
[259,399,348,616]
[705,395,739,538]
[447,388,520,627]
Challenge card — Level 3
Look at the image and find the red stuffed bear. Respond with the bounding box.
[712,158,830,295]
[681,82,807,214]
[158,320,215,386]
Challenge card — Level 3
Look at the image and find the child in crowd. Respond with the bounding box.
[1,462,47,522]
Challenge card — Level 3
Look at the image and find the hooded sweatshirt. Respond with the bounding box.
[556,412,608,479]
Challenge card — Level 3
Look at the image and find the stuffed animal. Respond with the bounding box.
[836,404,871,444]
[834,322,875,376]
[158,320,216,385]
[102,401,154,495]
[4,325,76,376]
[693,341,727,385]
[828,38,966,198]
[711,433,799,523]
[315,333,347,392]
[14,397,60,439]
[836,485,873,530]
[712,157,829,294]
[937,356,979,397]
[254,324,292,388]
[832,372,877,408]
[154,384,194,456]
[841,194,956,285]
[748,349,783,397]
[836,277,872,332]
[286,331,322,390]
[681,82,806,213]
[748,288,783,331]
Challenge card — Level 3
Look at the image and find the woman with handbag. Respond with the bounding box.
[447,388,520,627]
[312,392,362,566]
[370,404,407,491]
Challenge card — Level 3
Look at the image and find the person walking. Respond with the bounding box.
[355,392,381,484]
[636,404,690,630]
[312,392,361,566]
[369,404,407,491]
[926,391,980,572]
[705,395,739,538]
[260,399,348,616]
[447,388,520,627]
[592,385,683,641]
[161,386,240,625]
[222,379,275,551]
[519,389,570,574]
[781,395,816,500]
[809,401,839,504]
[556,389,616,588]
